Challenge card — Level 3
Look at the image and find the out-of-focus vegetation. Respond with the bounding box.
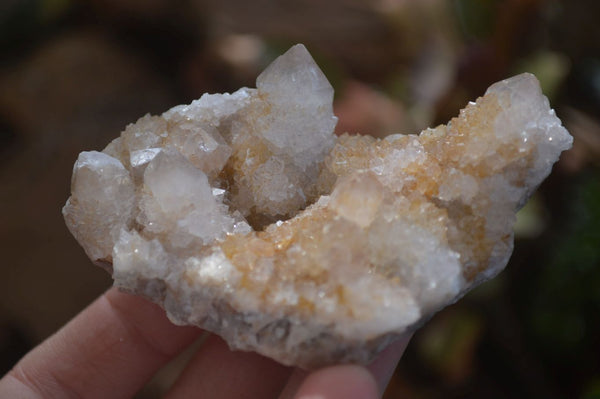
[1,0,598,398]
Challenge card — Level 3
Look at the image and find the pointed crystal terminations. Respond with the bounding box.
[63,44,573,368]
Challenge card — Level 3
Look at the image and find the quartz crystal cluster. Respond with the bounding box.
[63,44,572,368]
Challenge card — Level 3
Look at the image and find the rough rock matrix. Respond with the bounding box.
[63,44,572,368]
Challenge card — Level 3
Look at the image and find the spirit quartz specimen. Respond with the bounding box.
[63,44,573,368]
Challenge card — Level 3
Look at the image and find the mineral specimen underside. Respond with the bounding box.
[63,44,572,368]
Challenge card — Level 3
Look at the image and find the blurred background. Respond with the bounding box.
[1,0,599,397]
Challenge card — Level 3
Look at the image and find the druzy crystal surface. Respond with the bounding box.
[63,44,572,368]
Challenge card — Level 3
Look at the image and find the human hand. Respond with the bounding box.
[0,287,410,399]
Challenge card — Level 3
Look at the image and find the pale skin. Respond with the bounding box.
[0,287,411,399]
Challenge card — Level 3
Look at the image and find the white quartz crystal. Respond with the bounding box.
[63,44,572,368]
[64,151,135,263]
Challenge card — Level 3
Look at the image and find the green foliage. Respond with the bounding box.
[527,170,600,359]
[582,378,600,399]
[452,0,499,39]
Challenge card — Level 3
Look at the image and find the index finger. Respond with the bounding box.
[0,287,201,399]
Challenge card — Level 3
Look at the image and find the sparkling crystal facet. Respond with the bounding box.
[63,44,573,368]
